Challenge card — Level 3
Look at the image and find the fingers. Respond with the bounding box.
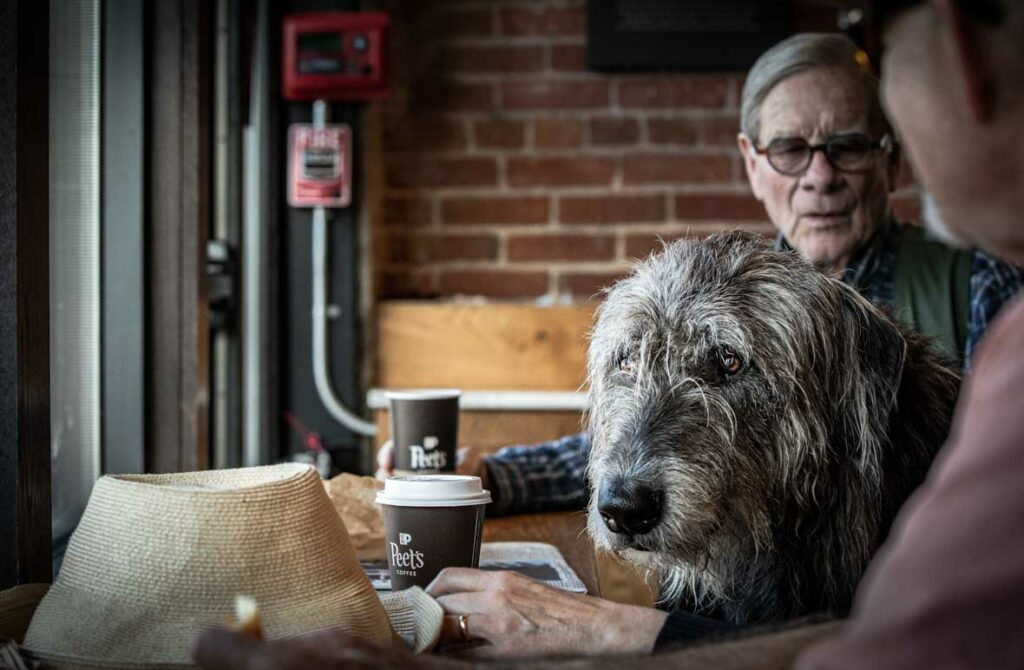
[439,613,503,646]
[433,591,492,616]
[375,441,394,481]
[426,567,501,597]
[191,628,260,670]
[440,614,464,644]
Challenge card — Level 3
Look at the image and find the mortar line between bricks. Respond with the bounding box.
[423,110,741,121]
[438,37,587,48]
[387,184,754,198]
[388,147,740,158]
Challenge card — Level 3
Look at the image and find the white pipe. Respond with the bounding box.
[242,0,268,467]
[309,98,377,436]
[366,389,589,413]
[312,206,379,436]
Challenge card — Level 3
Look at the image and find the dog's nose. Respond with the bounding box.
[598,480,663,536]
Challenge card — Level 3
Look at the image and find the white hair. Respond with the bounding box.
[740,33,890,144]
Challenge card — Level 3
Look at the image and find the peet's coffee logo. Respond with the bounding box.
[390,533,425,571]
[409,435,448,470]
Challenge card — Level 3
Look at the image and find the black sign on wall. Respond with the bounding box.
[587,0,791,72]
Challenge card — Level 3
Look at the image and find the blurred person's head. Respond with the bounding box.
[880,0,1024,265]
[738,34,901,273]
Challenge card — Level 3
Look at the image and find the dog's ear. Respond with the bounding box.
[831,283,907,474]
[837,284,907,397]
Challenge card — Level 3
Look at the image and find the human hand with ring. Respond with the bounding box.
[427,568,668,659]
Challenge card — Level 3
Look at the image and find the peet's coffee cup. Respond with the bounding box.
[375,475,491,590]
[386,389,460,475]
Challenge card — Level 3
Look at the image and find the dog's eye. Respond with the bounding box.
[617,354,636,376]
[719,346,743,377]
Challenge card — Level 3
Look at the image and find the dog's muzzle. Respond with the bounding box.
[597,479,663,539]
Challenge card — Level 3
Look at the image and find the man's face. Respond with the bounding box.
[739,68,896,272]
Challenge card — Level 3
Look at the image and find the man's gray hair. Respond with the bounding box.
[740,33,890,144]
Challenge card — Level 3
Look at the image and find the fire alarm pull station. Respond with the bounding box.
[288,122,351,208]
[283,12,390,102]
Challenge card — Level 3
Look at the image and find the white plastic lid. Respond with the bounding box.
[375,475,491,508]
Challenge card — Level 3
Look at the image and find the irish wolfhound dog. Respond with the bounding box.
[587,231,960,625]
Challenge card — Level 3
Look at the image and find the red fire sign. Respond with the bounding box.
[288,123,352,208]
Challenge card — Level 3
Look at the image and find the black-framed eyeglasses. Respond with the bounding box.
[754,133,893,176]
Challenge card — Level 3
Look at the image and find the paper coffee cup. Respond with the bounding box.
[376,475,491,590]
[386,390,460,475]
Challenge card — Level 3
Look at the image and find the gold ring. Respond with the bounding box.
[458,613,470,641]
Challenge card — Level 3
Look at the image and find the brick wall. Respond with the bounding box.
[374,0,919,302]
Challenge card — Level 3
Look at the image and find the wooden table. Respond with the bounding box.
[483,511,600,596]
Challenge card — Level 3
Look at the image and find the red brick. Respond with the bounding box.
[502,81,609,110]
[387,233,499,264]
[551,44,586,72]
[700,117,741,147]
[647,118,700,145]
[589,117,640,146]
[624,226,773,259]
[674,194,765,221]
[379,270,438,299]
[437,7,493,38]
[533,118,583,149]
[442,196,549,225]
[473,119,526,149]
[560,195,666,224]
[414,80,494,111]
[508,234,616,262]
[500,4,585,36]
[624,232,690,259]
[384,116,466,151]
[622,154,732,184]
[896,155,918,189]
[382,196,434,228]
[559,271,631,298]
[442,46,544,74]
[891,194,922,223]
[619,76,729,109]
[507,157,615,187]
[440,271,549,298]
[387,157,498,189]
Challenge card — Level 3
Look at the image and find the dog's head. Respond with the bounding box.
[586,231,907,580]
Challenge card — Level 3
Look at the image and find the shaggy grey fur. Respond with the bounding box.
[586,232,960,625]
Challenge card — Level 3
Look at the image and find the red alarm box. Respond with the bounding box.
[282,12,389,102]
[288,124,352,208]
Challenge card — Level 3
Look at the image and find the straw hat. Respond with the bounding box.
[22,464,442,668]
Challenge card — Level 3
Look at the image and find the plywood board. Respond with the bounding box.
[375,302,595,392]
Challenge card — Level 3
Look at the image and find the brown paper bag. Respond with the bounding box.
[324,474,387,560]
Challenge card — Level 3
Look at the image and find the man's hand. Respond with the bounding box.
[375,442,488,485]
[191,628,459,670]
[427,568,667,659]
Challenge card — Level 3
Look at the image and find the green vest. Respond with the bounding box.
[893,225,973,365]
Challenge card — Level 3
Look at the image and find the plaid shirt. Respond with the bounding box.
[484,222,1021,516]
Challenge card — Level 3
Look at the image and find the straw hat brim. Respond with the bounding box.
[18,587,441,669]
[18,465,444,668]
[19,586,441,668]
